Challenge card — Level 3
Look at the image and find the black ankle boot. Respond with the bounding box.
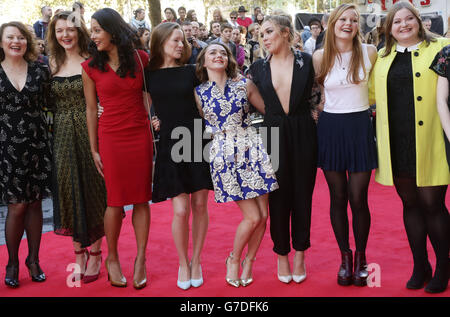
[338,250,353,286]
[425,259,449,294]
[4,264,19,288]
[406,261,432,290]
[353,251,369,286]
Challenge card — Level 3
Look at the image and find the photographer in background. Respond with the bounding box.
[181,21,207,64]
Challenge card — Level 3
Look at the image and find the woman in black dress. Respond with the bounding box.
[145,22,213,290]
[247,14,318,284]
[0,22,52,288]
[432,44,450,170]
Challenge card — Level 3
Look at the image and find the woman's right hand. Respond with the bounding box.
[92,152,104,178]
[97,104,104,118]
[151,116,160,132]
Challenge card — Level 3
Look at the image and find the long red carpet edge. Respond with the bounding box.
[0,169,448,297]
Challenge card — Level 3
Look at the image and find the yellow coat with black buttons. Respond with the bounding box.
[369,38,450,186]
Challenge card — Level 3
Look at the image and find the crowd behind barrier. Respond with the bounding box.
[0,1,449,294]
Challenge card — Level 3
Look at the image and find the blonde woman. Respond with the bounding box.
[248,14,318,285]
[313,4,378,287]
[369,2,449,293]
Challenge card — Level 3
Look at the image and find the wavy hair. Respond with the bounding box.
[0,21,38,62]
[88,8,139,78]
[46,11,90,75]
[195,42,238,83]
[316,4,366,86]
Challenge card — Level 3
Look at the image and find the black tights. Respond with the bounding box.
[324,171,372,253]
[5,201,43,267]
[393,177,449,269]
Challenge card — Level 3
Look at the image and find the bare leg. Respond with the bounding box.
[227,198,261,281]
[73,241,88,276]
[171,194,191,282]
[131,202,150,282]
[84,238,103,276]
[241,194,268,280]
[104,206,124,281]
[190,190,209,280]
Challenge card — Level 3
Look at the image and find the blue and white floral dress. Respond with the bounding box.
[195,78,278,203]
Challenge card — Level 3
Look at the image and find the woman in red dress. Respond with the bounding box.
[82,8,152,289]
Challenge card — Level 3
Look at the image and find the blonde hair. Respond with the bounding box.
[316,4,365,86]
[262,13,294,45]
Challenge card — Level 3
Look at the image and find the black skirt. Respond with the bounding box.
[317,110,378,172]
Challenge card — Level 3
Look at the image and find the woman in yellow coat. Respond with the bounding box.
[369,2,449,294]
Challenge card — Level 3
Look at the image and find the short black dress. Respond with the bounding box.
[387,50,416,178]
[0,62,52,204]
[430,44,450,169]
[145,65,213,203]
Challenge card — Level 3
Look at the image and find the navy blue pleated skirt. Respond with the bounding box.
[317,110,378,172]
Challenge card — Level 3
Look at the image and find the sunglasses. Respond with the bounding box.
[230,16,237,19]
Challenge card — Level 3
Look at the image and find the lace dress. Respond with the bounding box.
[50,75,106,247]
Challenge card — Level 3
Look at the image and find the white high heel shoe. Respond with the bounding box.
[177,266,191,290]
[277,258,292,284]
[293,263,307,283]
[190,263,203,288]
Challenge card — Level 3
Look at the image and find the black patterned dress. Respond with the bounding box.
[430,44,450,169]
[0,62,52,204]
[50,75,106,247]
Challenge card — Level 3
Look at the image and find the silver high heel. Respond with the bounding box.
[240,256,255,287]
[226,253,240,288]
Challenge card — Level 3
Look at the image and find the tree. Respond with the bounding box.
[148,0,161,27]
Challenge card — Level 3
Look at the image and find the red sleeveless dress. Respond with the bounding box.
[81,50,152,206]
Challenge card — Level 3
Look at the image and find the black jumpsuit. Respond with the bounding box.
[248,51,318,255]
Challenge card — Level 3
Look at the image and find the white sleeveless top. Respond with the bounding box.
[323,44,372,113]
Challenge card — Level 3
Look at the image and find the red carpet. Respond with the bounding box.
[0,170,448,297]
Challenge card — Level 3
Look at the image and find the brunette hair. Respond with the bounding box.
[88,8,139,78]
[382,1,437,58]
[316,4,366,86]
[195,42,238,83]
[164,8,177,22]
[186,10,197,22]
[47,11,90,75]
[0,21,38,62]
[133,8,144,18]
[147,22,191,71]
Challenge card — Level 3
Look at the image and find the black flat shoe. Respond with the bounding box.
[25,258,46,282]
[4,265,19,288]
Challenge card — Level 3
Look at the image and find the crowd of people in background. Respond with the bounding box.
[0,1,449,295]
